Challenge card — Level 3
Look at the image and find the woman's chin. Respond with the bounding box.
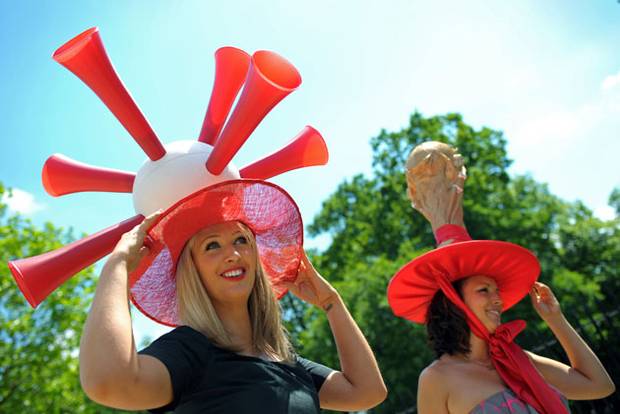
[212,288,253,306]
[482,319,500,333]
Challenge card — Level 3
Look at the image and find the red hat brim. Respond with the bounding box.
[387,240,540,324]
[129,179,303,326]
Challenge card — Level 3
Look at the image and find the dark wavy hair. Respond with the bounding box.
[425,279,470,358]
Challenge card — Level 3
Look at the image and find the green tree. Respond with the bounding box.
[0,183,136,413]
[609,188,620,215]
[290,112,619,413]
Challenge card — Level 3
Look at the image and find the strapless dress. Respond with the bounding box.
[469,388,569,414]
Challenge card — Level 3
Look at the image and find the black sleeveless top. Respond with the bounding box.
[138,326,333,413]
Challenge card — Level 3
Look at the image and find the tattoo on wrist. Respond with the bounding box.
[323,302,334,312]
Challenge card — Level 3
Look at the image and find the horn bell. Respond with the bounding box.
[53,27,166,161]
[8,214,144,308]
[42,154,135,196]
[206,50,302,175]
[240,126,328,180]
[198,47,251,145]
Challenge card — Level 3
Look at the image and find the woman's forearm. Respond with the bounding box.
[546,313,615,395]
[324,295,387,401]
[79,253,139,396]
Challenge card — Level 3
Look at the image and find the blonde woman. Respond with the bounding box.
[79,181,386,413]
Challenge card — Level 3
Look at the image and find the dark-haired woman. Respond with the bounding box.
[390,224,614,414]
[423,273,613,413]
[388,141,614,414]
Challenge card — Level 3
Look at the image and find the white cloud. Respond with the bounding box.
[509,72,620,153]
[594,206,616,221]
[602,70,620,92]
[509,101,607,151]
[2,188,45,215]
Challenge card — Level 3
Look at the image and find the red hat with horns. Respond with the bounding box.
[8,27,328,326]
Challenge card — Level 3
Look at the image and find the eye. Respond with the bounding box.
[205,241,220,251]
[478,287,489,293]
[234,236,248,245]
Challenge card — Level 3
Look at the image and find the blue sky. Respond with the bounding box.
[2,1,619,341]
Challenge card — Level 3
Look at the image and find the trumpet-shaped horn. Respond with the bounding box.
[8,214,144,308]
[240,126,328,180]
[206,50,302,175]
[53,27,166,161]
[43,154,135,196]
[198,47,251,145]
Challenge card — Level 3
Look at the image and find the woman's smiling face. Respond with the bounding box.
[190,221,257,306]
[460,275,503,332]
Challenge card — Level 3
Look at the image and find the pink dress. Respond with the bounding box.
[469,389,570,413]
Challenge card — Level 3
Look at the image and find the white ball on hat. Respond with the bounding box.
[132,140,240,216]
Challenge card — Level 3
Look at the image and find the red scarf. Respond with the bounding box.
[433,225,568,414]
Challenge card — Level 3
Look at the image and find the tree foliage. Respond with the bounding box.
[290,112,619,413]
[0,183,133,413]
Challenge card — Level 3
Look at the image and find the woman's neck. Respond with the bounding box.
[467,332,491,362]
[214,301,254,355]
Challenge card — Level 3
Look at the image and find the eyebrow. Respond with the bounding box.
[199,230,244,243]
[202,233,219,239]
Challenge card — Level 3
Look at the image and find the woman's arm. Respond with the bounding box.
[527,282,615,400]
[285,253,387,411]
[79,213,173,410]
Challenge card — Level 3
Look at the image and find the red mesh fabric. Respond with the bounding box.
[129,180,303,326]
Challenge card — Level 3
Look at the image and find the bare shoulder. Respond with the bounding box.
[419,360,451,391]
[417,361,450,414]
[421,359,445,374]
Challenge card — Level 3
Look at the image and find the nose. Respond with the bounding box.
[224,245,242,263]
[492,291,503,307]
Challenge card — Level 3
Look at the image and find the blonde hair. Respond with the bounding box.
[175,224,294,362]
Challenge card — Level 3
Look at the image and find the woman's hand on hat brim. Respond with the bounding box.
[111,211,162,274]
[284,251,339,311]
[529,281,562,322]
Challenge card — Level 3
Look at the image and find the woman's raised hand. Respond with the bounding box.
[112,211,161,274]
[285,251,339,310]
[529,281,562,321]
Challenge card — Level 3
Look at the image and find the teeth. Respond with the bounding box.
[222,269,244,278]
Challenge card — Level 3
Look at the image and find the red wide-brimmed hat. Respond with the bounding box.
[387,225,540,324]
[128,179,303,327]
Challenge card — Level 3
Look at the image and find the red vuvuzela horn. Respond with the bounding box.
[53,27,166,161]
[42,154,135,196]
[206,50,302,175]
[240,126,328,180]
[198,47,251,145]
[8,214,144,308]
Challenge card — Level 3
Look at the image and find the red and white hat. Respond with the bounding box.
[130,179,304,326]
[8,27,328,326]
